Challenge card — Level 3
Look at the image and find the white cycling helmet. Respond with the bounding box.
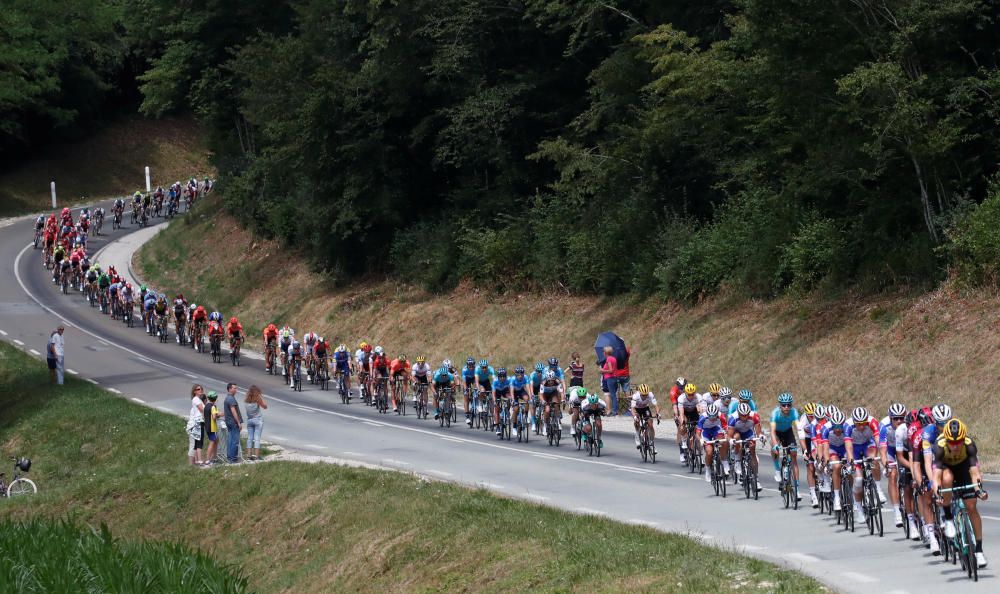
[931,403,952,424]
[737,403,752,416]
[830,410,847,425]
[851,407,869,424]
[707,403,719,416]
[442,359,451,368]
[888,402,906,418]
[545,370,556,380]
[190,303,197,311]
[374,346,384,355]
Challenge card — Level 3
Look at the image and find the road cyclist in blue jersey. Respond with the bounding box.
[432,361,456,420]
[844,406,887,525]
[492,367,513,436]
[510,366,531,435]
[461,357,477,426]
[770,392,802,502]
[728,388,757,417]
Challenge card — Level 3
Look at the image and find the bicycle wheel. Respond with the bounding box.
[960,512,977,580]
[719,458,727,498]
[640,432,648,463]
[870,484,883,537]
[7,478,37,497]
[782,464,791,509]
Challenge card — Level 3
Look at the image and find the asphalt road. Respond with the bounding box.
[2,203,997,592]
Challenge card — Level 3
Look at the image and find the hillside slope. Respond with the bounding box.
[0,115,212,216]
[137,198,999,468]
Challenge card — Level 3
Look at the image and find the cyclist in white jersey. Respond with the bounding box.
[630,384,661,451]
[677,383,707,464]
[411,356,433,405]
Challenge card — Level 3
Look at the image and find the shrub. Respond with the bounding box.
[777,216,845,294]
[945,180,1000,286]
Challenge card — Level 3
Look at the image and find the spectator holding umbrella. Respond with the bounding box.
[600,345,619,416]
[595,331,629,416]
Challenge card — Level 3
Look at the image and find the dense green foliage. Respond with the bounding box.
[9,0,1000,297]
[0,519,248,593]
[0,0,133,158]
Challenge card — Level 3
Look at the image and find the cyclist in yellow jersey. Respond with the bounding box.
[932,419,988,568]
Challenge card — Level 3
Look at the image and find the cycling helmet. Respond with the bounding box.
[545,370,556,380]
[737,403,752,416]
[851,407,869,424]
[534,362,545,372]
[230,317,238,324]
[586,393,599,406]
[815,404,827,419]
[684,383,697,395]
[479,359,488,368]
[719,386,733,398]
[574,387,587,398]
[514,365,525,374]
[466,357,475,366]
[497,367,507,376]
[190,303,197,311]
[139,284,146,292]
[707,403,719,416]
[637,383,650,396]
[830,410,846,426]
[916,406,934,426]
[675,376,687,387]
[802,402,815,416]
[399,354,407,361]
[374,346,384,355]
[416,355,426,363]
[292,340,300,348]
[359,341,368,350]
[906,410,919,425]
[338,344,347,353]
[931,403,952,424]
[16,458,30,473]
[125,283,132,290]
[707,383,721,394]
[888,402,906,418]
[777,392,793,405]
[443,359,452,368]
[942,418,967,442]
[548,357,558,366]
[317,337,324,344]
[738,389,752,401]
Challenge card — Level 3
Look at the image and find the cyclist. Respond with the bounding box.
[334,345,352,399]
[538,369,563,437]
[226,316,243,348]
[933,418,989,568]
[510,365,531,429]
[728,388,757,416]
[208,315,225,351]
[190,304,208,347]
[922,404,954,494]
[492,367,513,436]
[121,283,136,320]
[844,406,886,524]
[432,361,456,420]
[715,386,734,417]
[389,354,411,412]
[278,328,295,376]
[208,309,223,325]
[355,342,373,398]
[314,336,329,379]
[894,409,923,540]
[676,383,704,464]
[698,402,730,483]
[371,346,390,400]
[529,362,545,396]
[142,289,157,332]
[727,402,763,492]
[769,392,801,501]
[818,409,850,512]
[579,393,606,449]
[910,406,942,553]
[546,357,564,383]
[797,402,820,508]
[52,244,65,283]
[461,357,478,426]
[260,323,277,371]
[880,403,907,527]
[301,332,318,379]
[475,359,495,401]
[631,383,661,453]
[410,355,432,410]
[288,340,304,383]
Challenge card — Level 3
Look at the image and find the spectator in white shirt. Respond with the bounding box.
[47,325,65,385]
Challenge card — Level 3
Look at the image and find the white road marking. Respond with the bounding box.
[108,388,122,394]
[67,368,78,375]
[576,507,606,517]
[86,378,99,385]
[13,339,23,346]
[303,444,328,450]
[28,349,40,356]
[531,453,559,460]
[99,340,109,346]
[184,373,197,379]
[740,544,767,551]
[843,572,878,584]
[138,356,151,363]
[785,552,820,563]
[626,519,658,528]
[294,407,314,413]
[131,397,146,404]
[363,421,383,427]
[382,459,411,466]
[341,451,361,456]
[522,494,550,503]
[982,515,1000,522]
[440,437,463,443]
[477,482,504,491]
[616,467,656,475]
[669,473,702,481]
[156,406,172,413]
[427,469,453,478]
[0,330,7,336]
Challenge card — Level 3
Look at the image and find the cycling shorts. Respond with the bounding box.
[775,428,796,449]
[494,389,510,400]
[701,426,724,442]
[683,408,699,424]
[897,465,913,488]
[433,381,453,392]
[336,361,351,375]
[828,443,847,459]
[803,437,813,456]
[477,379,491,392]
[413,375,428,385]
[852,443,875,460]
[943,459,975,498]
[513,388,528,400]
[734,429,756,442]
[375,367,389,378]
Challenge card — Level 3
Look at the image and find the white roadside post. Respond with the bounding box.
[50,181,57,209]
[145,166,151,192]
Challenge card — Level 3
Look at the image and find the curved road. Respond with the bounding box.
[1,204,997,592]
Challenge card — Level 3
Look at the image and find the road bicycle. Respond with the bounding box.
[337,370,350,404]
[0,457,37,498]
[157,314,170,343]
[439,387,455,428]
[776,445,799,510]
[414,382,429,419]
[210,333,223,363]
[835,461,855,532]
[636,410,658,464]
[581,411,601,457]
[530,396,543,435]
[496,398,512,440]
[358,371,370,405]
[546,401,562,447]
[375,377,389,414]
[685,420,703,475]
[264,340,276,374]
[706,439,727,497]
[859,457,884,537]
[316,356,329,391]
[175,317,188,346]
[735,438,761,500]
[476,390,492,431]
[230,336,242,366]
[514,398,530,442]
[817,461,834,515]
[292,358,303,392]
[939,483,986,581]
[393,376,407,415]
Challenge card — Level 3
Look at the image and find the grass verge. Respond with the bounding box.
[0,115,212,216]
[136,197,1000,471]
[0,341,819,592]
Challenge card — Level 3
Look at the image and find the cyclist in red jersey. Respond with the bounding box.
[670,376,686,463]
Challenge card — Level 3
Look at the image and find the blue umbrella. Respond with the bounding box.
[594,331,628,366]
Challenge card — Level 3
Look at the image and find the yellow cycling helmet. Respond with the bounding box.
[416,355,426,363]
[707,383,721,395]
[637,383,650,396]
[802,402,816,416]
[684,383,697,395]
[942,418,967,442]
[359,341,368,350]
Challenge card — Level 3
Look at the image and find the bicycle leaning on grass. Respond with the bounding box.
[0,457,37,497]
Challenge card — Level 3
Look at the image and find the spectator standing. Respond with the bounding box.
[244,385,268,461]
[47,325,65,385]
[600,345,619,416]
[565,352,584,389]
[187,385,206,465]
[203,391,221,464]
[615,345,631,415]
[224,383,243,463]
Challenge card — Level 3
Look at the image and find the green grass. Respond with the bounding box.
[0,341,820,592]
[0,115,212,216]
[0,519,248,593]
